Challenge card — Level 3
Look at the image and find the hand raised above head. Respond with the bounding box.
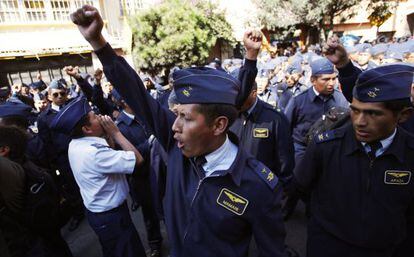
[243,29,263,60]
[70,5,107,50]
[322,34,349,69]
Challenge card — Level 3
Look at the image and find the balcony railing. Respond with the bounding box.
[0,0,99,24]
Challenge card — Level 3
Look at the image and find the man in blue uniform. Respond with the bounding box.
[51,97,146,257]
[323,34,414,257]
[112,89,163,257]
[71,5,287,257]
[290,64,414,257]
[284,57,349,165]
[37,79,84,231]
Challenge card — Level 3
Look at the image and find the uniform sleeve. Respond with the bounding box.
[337,61,362,103]
[95,43,176,151]
[251,186,287,257]
[236,59,258,109]
[293,139,322,192]
[284,97,297,134]
[274,113,295,184]
[94,147,136,174]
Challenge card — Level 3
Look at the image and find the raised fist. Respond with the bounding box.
[243,29,263,60]
[322,34,350,69]
[63,66,81,79]
[70,5,106,50]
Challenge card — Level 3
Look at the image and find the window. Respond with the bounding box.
[0,0,21,23]
[24,0,47,21]
[51,0,70,21]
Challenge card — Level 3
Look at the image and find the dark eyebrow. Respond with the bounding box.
[350,105,384,115]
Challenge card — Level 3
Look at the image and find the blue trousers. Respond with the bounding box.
[86,202,146,257]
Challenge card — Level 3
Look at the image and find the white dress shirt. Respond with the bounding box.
[68,136,136,213]
[203,135,238,177]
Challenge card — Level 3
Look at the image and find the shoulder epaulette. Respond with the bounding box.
[91,143,109,149]
[314,130,343,144]
[253,162,278,190]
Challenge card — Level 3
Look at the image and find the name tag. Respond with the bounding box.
[384,170,411,185]
[216,188,249,216]
[253,128,269,138]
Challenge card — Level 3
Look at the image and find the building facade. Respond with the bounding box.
[0,0,149,86]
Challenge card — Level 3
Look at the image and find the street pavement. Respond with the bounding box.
[63,199,307,257]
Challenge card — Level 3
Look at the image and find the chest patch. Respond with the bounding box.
[384,170,411,185]
[216,188,249,216]
[253,128,269,138]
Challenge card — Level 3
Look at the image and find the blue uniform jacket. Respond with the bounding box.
[230,99,294,184]
[95,43,287,257]
[37,105,71,171]
[295,124,414,250]
[284,87,349,145]
[116,111,151,176]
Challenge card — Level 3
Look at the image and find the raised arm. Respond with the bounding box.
[323,35,362,102]
[70,5,176,150]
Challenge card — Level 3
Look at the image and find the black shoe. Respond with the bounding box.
[68,217,82,232]
[150,248,161,257]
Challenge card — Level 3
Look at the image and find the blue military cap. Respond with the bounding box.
[286,61,303,75]
[345,45,357,54]
[355,43,371,53]
[310,58,335,76]
[50,97,92,134]
[33,92,47,101]
[370,43,388,56]
[172,67,240,105]
[383,49,404,61]
[48,79,66,90]
[353,64,414,102]
[0,101,33,118]
[29,81,46,90]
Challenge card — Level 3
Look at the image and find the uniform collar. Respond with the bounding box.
[117,111,134,126]
[79,136,108,145]
[203,132,244,186]
[51,103,61,112]
[361,129,396,154]
[344,125,406,163]
[246,98,258,116]
[308,86,336,102]
[247,99,265,122]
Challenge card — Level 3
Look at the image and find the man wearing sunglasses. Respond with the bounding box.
[37,79,85,231]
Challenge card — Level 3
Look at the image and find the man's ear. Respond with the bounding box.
[81,124,92,136]
[0,146,10,157]
[212,116,229,136]
[398,107,414,123]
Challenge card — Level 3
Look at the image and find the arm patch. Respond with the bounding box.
[91,143,109,149]
[254,163,279,190]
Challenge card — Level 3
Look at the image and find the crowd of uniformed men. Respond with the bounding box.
[1,5,414,257]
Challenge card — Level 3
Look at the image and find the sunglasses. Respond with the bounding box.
[52,92,67,98]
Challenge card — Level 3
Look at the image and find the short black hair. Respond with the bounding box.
[195,103,238,131]
[70,114,91,139]
[0,125,28,162]
[383,98,413,115]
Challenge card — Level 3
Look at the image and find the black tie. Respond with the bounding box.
[194,156,207,178]
[367,141,382,160]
